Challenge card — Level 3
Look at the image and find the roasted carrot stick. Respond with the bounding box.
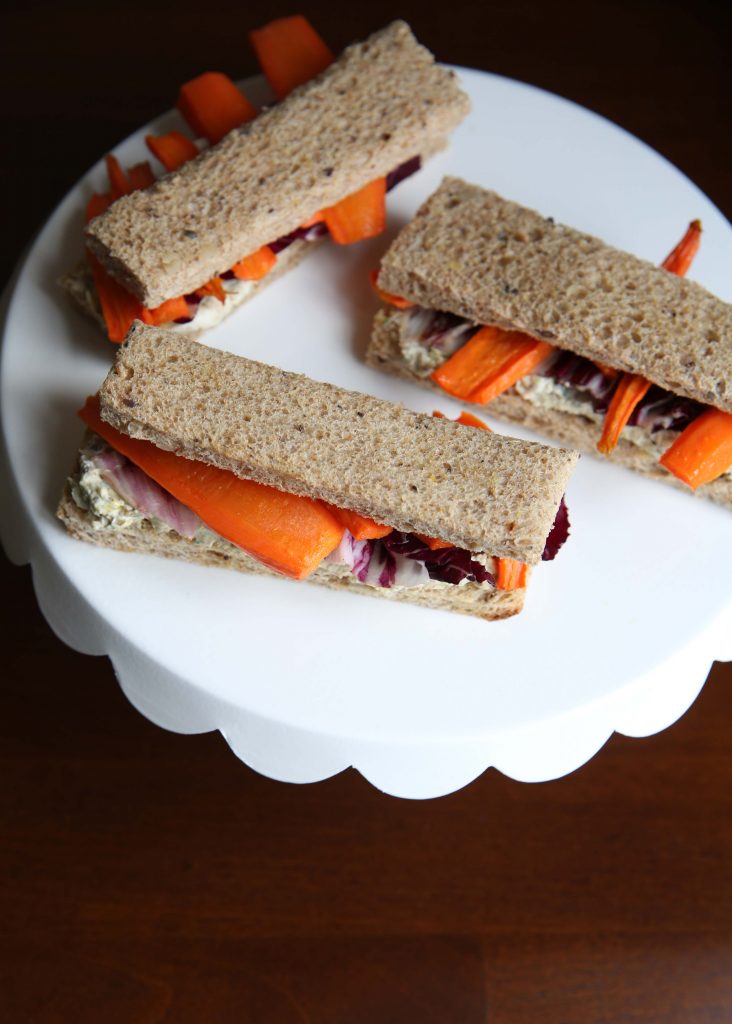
[104,154,132,199]
[659,408,732,489]
[456,411,491,431]
[177,72,257,145]
[145,132,199,172]
[597,373,652,454]
[662,219,702,276]
[127,161,156,190]
[368,269,414,309]
[231,246,277,281]
[195,277,227,303]
[496,558,528,590]
[87,255,145,343]
[141,296,190,326]
[431,410,491,430]
[598,221,701,453]
[322,178,387,245]
[79,395,344,578]
[329,507,392,541]
[250,15,334,100]
[415,534,453,551]
[432,326,554,404]
[85,192,113,223]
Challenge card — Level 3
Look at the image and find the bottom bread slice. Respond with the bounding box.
[58,236,320,338]
[57,484,525,621]
[367,310,732,510]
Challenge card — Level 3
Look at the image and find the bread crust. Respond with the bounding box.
[367,309,732,510]
[377,177,732,412]
[56,483,524,621]
[98,324,578,563]
[85,22,470,307]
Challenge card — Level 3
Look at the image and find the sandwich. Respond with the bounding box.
[61,18,469,343]
[56,323,578,621]
[367,177,732,508]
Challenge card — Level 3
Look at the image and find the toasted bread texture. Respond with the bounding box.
[58,237,318,337]
[377,177,732,412]
[367,308,732,510]
[56,478,525,621]
[98,324,577,563]
[85,22,470,308]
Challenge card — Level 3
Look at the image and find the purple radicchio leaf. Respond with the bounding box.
[541,351,618,413]
[382,532,495,586]
[542,497,570,561]
[386,155,422,191]
[93,447,202,539]
[627,386,704,433]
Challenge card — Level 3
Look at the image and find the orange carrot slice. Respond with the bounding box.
[322,178,387,245]
[456,411,491,431]
[127,161,156,190]
[145,132,198,172]
[598,221,701,454]
[79,395,344,578]
[369,269,414,309]
[177,72,257,145]
[432,326,554,404]
[141,296,190,326]
[415,534,453,551]
[300,211,324,229]
[597,373,652,455]
[594,361,620,378]
[87,254,144,343]
[659,408,732,489]
[105,154,132,199]
[195,277,227,303]
[496,558,528,590]
[250,16,334,100]
[329,507,392,541]
[231,246,277,281]
[431,410,492,431]
[662,219,702,276]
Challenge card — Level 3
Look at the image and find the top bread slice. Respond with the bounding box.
[99,323,578,563]
[377,177,732,413]
[85,22,469,308]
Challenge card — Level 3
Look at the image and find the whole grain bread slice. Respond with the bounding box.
[367,308,732,509]
[56,479,524,621]
[377,177,732,412]
[99,323,577,563]
[86,21,470,308]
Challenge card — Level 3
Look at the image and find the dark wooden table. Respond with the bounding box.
[2,2,731,1020]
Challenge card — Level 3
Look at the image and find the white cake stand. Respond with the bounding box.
[1,68,730,799]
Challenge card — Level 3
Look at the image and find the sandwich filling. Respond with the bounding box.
[69,432,569,592]
[385,305,732,482]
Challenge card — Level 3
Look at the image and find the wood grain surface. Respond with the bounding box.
[1,2,731,1021]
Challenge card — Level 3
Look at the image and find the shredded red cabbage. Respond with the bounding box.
[542,497,570,561]
[383,532,495,586]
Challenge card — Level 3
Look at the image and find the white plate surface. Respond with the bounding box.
[1,68,731,798]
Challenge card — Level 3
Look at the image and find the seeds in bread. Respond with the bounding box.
[377,177,732,412]
[99,323,577,564]
[85,22,470,308]
[367,307,732,510]
[56,480,524,621]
